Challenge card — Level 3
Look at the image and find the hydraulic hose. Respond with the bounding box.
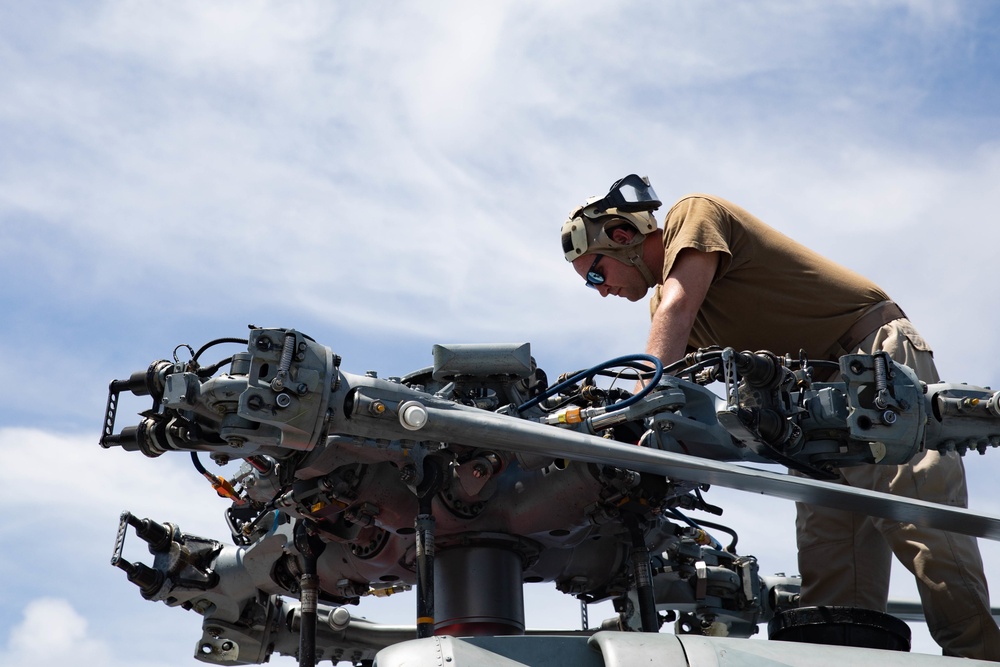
[516,354,664,414]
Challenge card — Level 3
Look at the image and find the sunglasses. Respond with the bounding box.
[585,255,605,289]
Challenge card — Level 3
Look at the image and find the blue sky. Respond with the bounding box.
[2,1,1000,664]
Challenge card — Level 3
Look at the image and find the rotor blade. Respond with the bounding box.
[405,402,1000,541]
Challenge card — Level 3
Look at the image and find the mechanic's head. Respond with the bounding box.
[561,174,661,301]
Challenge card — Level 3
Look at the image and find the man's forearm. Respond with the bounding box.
[640,248,718,384]
[645,305,695,366]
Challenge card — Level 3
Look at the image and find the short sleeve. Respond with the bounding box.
[660,195,735,284]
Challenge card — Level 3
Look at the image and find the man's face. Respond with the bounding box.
[571,253,649,302]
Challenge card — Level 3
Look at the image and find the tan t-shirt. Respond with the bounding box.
[650,194,890,359]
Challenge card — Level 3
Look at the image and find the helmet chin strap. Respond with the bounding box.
[626,249,658,289]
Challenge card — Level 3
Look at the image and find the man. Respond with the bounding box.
[560,174,1000,659]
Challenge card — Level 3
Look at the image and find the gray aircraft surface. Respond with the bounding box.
[100,328,1000,666]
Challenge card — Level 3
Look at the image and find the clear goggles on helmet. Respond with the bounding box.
[589,174,661,214]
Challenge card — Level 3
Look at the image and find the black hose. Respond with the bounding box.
[191,337,249,364]
[190,452,209,476]
[197,355,237,378]
[689,518,740,553]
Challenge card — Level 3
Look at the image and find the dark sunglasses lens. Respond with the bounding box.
[584,255,604,288]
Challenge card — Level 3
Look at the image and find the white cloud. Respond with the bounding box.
[1,599,112,667]
[0,597,201,667]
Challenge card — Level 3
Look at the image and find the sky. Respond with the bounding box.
[2,0,1000,664]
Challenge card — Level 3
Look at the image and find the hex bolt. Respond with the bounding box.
[882,410,897,425]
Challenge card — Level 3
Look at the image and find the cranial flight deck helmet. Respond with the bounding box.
[561,174,662,288]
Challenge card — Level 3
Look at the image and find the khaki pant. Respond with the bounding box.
[795,318,1000,659]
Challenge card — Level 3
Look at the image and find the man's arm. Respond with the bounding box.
[645,248,720,366]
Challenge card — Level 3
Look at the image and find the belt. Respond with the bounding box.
[836,300,906,353]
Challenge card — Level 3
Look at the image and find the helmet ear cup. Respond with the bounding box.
[560,229,576,256]
[561,214,592,261]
